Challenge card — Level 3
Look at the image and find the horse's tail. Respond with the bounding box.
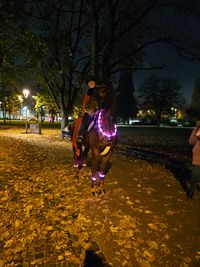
[71,117,82,157]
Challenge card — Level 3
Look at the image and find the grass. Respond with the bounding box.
[117,126,193,163]
[118,125,191,139]
[0,120,61,129]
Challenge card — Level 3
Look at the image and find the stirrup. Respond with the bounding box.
[77,136,84,144]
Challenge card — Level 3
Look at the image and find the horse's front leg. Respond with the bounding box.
[91,148,99,181]
[100,150,113,186]
[82,144,90,167]
[90,148,99,196]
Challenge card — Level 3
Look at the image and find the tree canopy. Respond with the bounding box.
[139,75,185,124]
[1,0,200,127]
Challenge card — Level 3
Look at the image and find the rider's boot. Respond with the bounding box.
[77,135,84,144]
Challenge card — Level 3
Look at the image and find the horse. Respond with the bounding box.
[71,85,117,193]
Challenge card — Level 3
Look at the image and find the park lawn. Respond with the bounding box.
[117,126,193,164]
[0,123,193,163]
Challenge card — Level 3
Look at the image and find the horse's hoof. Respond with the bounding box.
[91,188,97,196]
[73,164,78,168]
[98,189,102,195]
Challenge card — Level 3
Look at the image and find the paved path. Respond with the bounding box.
[0,128,199,267]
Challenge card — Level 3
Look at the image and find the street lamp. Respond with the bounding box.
[22,89,30,133]
[171,107,177,119]
[23,89,30,99]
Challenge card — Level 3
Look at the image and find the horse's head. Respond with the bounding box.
[95,84,117,117]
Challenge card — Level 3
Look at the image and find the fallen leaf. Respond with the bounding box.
[147,224,159,231]
[166,210,176,215]
[147,241,159,250]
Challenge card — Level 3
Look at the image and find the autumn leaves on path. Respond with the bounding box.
[0,129,200,266]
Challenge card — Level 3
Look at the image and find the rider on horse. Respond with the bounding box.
[76,76,97,144]
[77,77,112,145]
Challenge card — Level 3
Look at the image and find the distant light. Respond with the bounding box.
[21,106,28,115]
[22,89,30,98]
[68,116,72,120]
[0,101,2,105]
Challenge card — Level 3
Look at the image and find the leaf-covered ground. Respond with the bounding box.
[0,126,200,267]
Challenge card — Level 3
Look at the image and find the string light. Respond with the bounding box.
[97,110,117,139]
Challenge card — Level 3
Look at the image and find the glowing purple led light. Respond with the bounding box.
[92,176,96,181]
[98,172,105,178]
[97,110,117,138]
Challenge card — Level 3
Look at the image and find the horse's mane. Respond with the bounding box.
[93,85,117,117]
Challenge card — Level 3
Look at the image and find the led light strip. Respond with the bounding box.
[97,110,117,139]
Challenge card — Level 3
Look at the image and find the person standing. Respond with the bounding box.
[188,114,200,198]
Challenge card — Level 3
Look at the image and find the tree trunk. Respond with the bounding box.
[156,114,161,126]
[90,0,99,78]
[3,109,6,123]
[61,107,69,130]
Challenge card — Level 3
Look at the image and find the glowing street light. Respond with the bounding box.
[171,107,177,118]
[23,89,30,99]
[22,89,30,133]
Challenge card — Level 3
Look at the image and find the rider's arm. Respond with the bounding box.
[82,94,90,114]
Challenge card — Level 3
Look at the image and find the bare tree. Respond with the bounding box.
[191,79,200,109]
[89,0,200,83]
[139,75,184,125]
[25,0,91,129]
[14,0,200,128]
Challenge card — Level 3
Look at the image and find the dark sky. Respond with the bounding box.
[134,3,200,105]
[134,46,200,105]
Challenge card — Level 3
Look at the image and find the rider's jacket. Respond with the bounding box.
[82,87,98,115]
[82,88,96,114]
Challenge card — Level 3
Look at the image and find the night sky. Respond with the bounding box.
[134,47,200,105]
[134,4,200,105]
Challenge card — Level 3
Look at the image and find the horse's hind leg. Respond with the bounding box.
[91,149,99,195]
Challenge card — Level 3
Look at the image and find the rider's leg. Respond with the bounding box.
[77,113,90,143]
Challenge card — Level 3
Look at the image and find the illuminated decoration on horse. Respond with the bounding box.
[97,110,117,139]
[98,171,105,178]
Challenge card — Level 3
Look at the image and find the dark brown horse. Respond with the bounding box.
[71,85,117,192]
[88,107,117,191]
